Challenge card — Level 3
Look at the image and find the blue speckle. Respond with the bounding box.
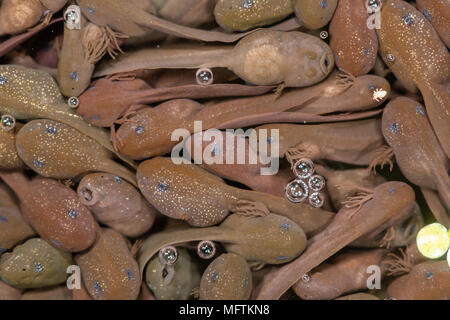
[278,256,289,261]
[0,248,6,253]
[320,0,327,9]
[416,106,425,116]
[0,216,7,222]
[32,160,45,168]
[87,7,94,14]
[280,223,290,231]
[243,278,249,287]
[425,271,433,279]
[93,281,102,293]
[211,273,219,282]
[67,209,78,219]
[369,84,375,90]
[422,9,431,22]
[127,269,135,281]
[364,48,369,56]
[267,137,274,144]
[114,176,122,184]
[157,182,169,192]
[390,122,400,134]
[70,71,78,81]
[402,13,414,26]
[92,115,100,120]
[389,187,395,194]
[88,85,96,90]
[46,126,57,135]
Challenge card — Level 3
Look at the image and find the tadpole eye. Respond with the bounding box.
[159,246,178,265]
[324,57,330,68]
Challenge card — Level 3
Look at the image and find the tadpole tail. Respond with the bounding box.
[421,188,450,229]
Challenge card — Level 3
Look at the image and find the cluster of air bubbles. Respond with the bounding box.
[159,246,178,265]
[196,68,214,85]
[285,158,326,208]
[1,115,16,131]
[197,240,216,259]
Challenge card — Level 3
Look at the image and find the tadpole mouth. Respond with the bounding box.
[79,187,98,206]
[320,51,333,74]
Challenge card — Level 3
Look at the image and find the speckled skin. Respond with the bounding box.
[329,0,378,76]
[76,76,275,128]
[378,0,450,159]
[387,261,450,300]
[0,280,22,299]
[57,14,95,98]
[0,171,97,252]
[416,0,450,48]
[0,122,24,170]
[21,285,72,300]
[200,253,252,300]
[214,0,293,31]
[15,119,137,185]
[255,119,386,166]
[0,65,128,163]
[382,97,450,211]
[293,249,388,300]
[256,181,416,299]
[77,173,156,237]
[137,157,334,235]
[0,183,35,253]
[293,0,338,30]
[145,247,200,300]
[0,0,44,35]
[0,238,72,289]
[75,228,141,300]
[137,212,308,277]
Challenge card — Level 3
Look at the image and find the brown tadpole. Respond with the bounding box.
[76,0,298,43]
[293,0,338,30]
[0,182,35,253]
[416,0,450,48]
[75,228,141,300]
[137,212,308,278]
[95,30,334,87]
[0,65,135,167]
[0,170,97,252]
[185,130,293,198]
[21,285,72,300]
[255,181,416,299]
[199,253,252,300]
[255,119,386,167]
[382,97,450,226]
[214,0,293,32]
[137,157,334,236]
[113,72,387,160]
[0,121,25,170]
[387,261,450,300]
[76,75,276,128]
[378,0,450,158]
[15,119,137,186]
[293,249,389,300]
[77,173,156,238]
[335,293,380,300]
[329,0,378,76]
